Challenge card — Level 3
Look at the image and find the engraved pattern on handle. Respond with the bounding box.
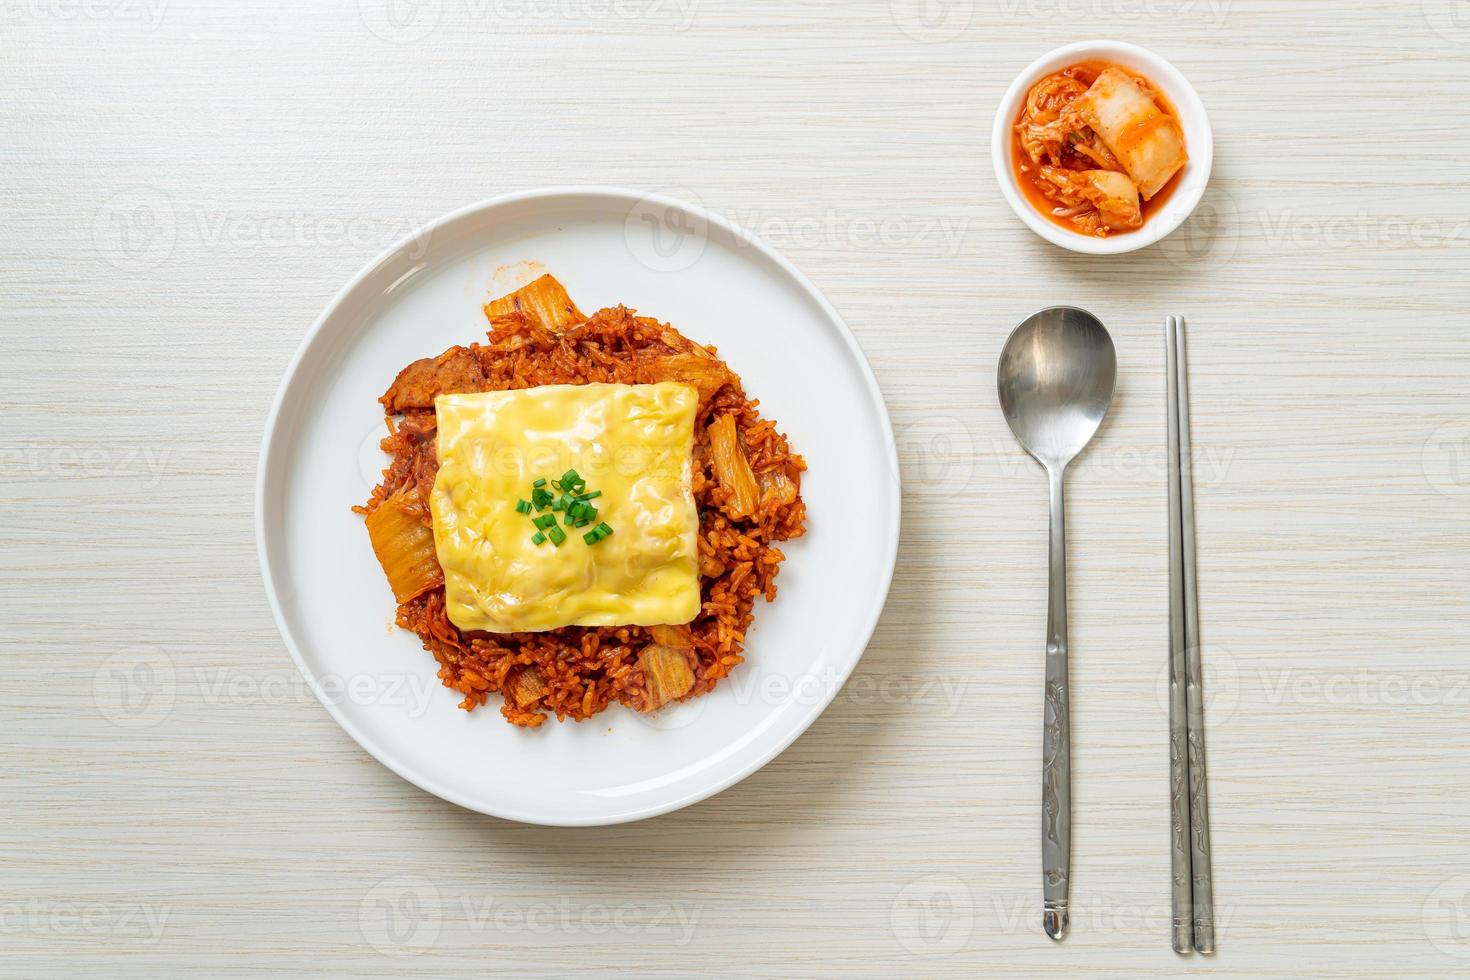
[1169,723,1193,950]
[1186,671,1215,951]
[1042,465,1071,941]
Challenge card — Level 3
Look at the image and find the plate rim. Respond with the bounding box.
[254,185,901,826]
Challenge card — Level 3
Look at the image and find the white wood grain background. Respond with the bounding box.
[4,0,1470,975]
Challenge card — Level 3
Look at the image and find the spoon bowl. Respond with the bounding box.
[996,306,1116,942]
[998,307,1117,471]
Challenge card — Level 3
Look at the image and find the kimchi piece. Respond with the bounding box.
[364,484,444,603]
[1012,62,1187,238]
[484,273,585,333]
[707,413,760,519]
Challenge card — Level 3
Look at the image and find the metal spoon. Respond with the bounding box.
[997,307,1117,942]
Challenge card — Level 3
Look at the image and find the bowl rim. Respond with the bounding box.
[991,40,1214,256]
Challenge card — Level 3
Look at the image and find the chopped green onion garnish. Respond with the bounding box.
[524,474,610,547]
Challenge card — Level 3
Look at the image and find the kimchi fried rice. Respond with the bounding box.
[355,275,807,727]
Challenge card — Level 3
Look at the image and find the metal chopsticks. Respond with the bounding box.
[1166,318,1192,952]
[1166,315,1215,954]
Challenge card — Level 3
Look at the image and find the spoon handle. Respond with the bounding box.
[1042,465,1071,941]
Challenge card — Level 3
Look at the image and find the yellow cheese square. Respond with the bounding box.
[429,382,701,634]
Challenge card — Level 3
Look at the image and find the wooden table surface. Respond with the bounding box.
[5,1,1470,975]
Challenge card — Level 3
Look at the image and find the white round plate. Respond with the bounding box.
[256,187,899,826]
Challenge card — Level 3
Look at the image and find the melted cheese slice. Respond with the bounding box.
[430,382,700,634]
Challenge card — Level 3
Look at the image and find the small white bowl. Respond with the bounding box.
[992,40,1213,255]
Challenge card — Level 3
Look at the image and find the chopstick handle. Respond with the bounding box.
[1042,465,1071,941]
[1166,317,1195,953]
[1185,681,1216,952]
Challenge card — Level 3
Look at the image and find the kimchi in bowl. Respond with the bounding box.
[992,41,1213,255]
